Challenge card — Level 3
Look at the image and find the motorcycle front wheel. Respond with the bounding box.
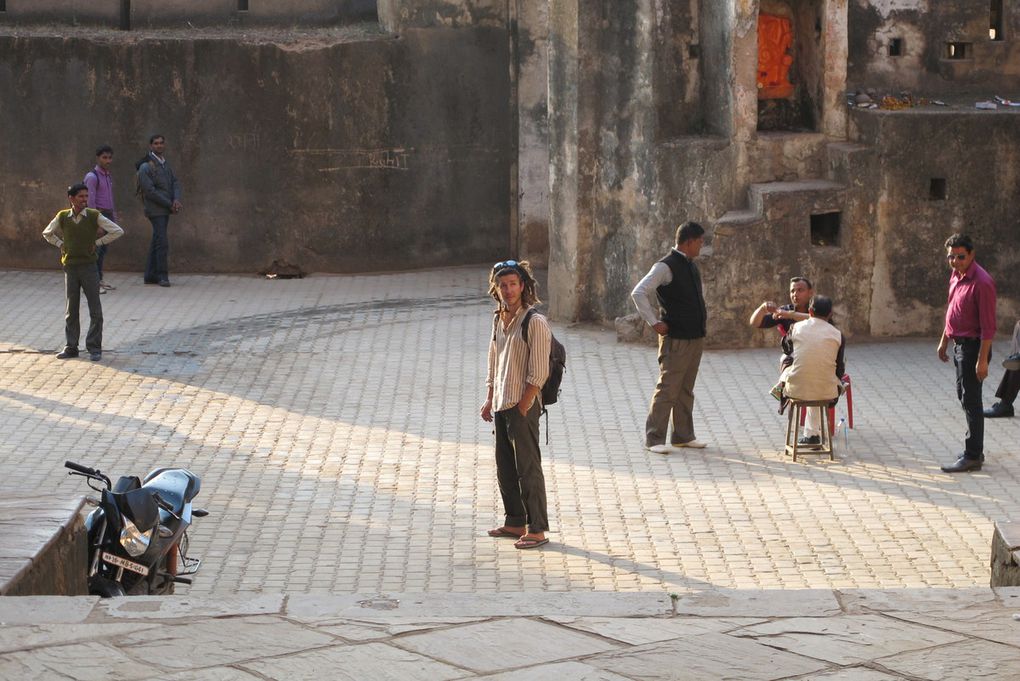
[89,575,126,598]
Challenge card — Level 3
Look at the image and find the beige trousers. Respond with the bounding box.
[645,336,704,446]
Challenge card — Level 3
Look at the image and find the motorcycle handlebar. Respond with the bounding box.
[64,460,97,476]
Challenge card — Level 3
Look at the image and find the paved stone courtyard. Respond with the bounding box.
[1,267,1018,594]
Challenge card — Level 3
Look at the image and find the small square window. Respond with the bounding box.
[810,212,841,247]
[688,44,701,59]
[946,42,971,59]
[929,178,947,200]
[888,38,904,56]
[238,0,249,10]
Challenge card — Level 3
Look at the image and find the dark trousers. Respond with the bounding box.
[96,209,114,280]
[954,339,984,459]
[144,214,170,282]
[995,369,1020,405]
[64,262,103,353]
[494,401,549,532]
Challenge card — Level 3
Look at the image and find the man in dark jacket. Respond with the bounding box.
[137,134,182,287]
[631,222,709,453]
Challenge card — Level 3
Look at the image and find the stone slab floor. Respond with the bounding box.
[2,590,1019,680]
[1,268,1019,594]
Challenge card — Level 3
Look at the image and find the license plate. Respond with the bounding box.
[102,551,149,576]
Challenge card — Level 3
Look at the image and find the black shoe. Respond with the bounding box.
[1004,353,1020,372]
[984,402,1014,418]
[941,456,983,473]
[158,280,171,287]
[798,435,821,446]
[89,352,102,362]
[55,349,79,359]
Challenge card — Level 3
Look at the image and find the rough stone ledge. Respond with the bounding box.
[0,495,88,597]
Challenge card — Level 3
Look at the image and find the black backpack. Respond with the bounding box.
[522,309,566,408]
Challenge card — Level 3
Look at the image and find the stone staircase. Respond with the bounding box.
[713,141,870,238]
[716,178,846,233]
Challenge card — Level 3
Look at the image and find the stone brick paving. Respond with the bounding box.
[1,268,1019,594]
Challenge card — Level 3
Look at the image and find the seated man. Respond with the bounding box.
[776,296,846,446]
[749,276,814,337]
[985,319,1020,419]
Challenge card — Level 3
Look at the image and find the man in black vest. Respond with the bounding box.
[631,222,709,453]
[42,183,124,361]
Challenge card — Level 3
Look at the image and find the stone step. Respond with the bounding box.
[714,209,764,239]
[749,179,846,217]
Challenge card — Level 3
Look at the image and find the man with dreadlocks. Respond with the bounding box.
[480,260,552,549]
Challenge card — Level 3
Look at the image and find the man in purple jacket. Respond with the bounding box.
[83,145,117,293]
[937,233,997,473]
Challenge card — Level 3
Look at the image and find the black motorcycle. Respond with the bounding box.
[64,460,207,596]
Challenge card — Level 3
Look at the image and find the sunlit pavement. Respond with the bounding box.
[1,267,1018,594]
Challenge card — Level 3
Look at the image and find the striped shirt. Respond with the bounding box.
[487,306,552,413]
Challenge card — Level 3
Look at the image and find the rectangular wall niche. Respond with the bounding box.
[888,38,904,56]
[946,42,971,59]
[238,0,249,10]
[990,0,1004,40]
[810,212,840,246]
[930,178,948,200]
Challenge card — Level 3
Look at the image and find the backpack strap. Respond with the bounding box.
[518,308,550,441]
[521,308,536,344]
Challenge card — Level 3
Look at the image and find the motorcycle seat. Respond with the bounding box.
[142,468,201,514]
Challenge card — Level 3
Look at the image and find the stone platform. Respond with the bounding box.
[1,590,1019,679]
[0,496,87,596]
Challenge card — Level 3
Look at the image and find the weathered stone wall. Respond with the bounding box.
[376,0,503,31]
[0,1,378,27]
[0,26,511,274]
[548,0,1019,347]
[855,108,1020,336]
[849,0,1020,95]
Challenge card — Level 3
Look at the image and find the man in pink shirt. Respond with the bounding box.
[936,233,997,473]
[83,145,117,293]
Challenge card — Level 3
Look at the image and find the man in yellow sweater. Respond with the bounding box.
[42,183,124,361]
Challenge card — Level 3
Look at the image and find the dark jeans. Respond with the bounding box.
[995,369,1020,406]
[494,401,548,532]
[64,262,103,353]
[144,214,170,282]
[954,339,985,459]
[96,209,114,281]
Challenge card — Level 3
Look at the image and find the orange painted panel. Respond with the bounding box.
[758,14,794,99]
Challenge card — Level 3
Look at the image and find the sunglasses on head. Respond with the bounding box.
[492,259,520,272]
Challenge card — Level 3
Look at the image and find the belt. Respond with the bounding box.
[953,337,979,344]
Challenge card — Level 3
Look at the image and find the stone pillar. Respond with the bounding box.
[547,0,585,320]
[516,0,551,267]
[547,0,657,321]
[821,0,848,138]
